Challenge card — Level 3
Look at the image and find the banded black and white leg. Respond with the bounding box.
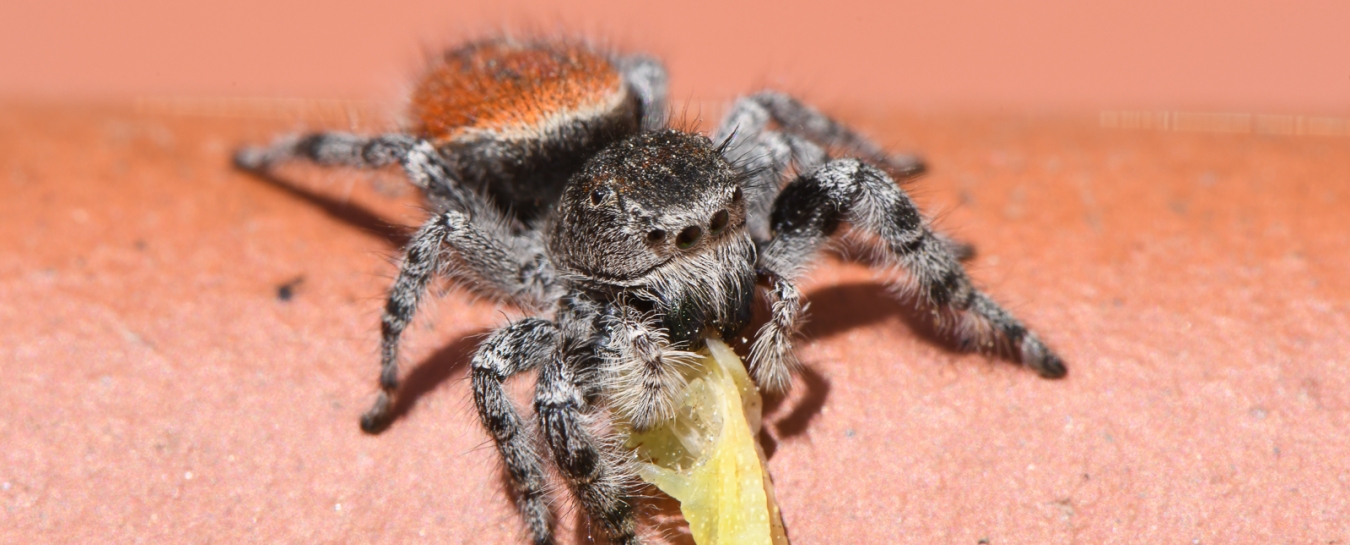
[537,346,642,545]
[715,89,926,239]
[746,268,805,394]
[730,90,926,177]
[232,132,498,218]
[233,132,567,430]
[755,158,1067,387]
[713,100,833,392]
[471,319,560,545]
[361,208,562,432]
[715,95,828,242]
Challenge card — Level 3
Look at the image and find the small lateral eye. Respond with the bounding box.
[590,186,612,206]
[647,229,667,243]
[732,187,744,203]
[709,209,729,233]
[675,226,703,249]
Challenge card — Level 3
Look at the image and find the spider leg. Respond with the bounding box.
[233,132,499,219]
[746,269,804,394]
[537,349,641,545]
[361,210,560,432]
[233,131,411,170]
[715,98,828,242]
[718,109,982,263]
[617,54,668,132]
[760,158,1067,381]
[734,90,926,177]
[471,318,560,545]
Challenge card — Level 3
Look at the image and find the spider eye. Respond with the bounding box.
[732,187,744,203]
[589,186,612,206]
[647,229,667,243]
[675,226,702,249]
[709,210,729,233]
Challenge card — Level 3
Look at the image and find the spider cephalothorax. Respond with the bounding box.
[235,36,1065,545]
[552,130,750,288]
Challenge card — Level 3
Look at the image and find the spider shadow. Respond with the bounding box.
[761,365,832,448]
[240,168,412,247]
[365,329,489,433]
[801,281,973,356]
[755,280,984,455]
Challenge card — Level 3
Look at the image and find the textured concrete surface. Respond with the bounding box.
[2,100,1348,544]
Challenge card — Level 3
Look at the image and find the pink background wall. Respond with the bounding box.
[2,0,1347,111]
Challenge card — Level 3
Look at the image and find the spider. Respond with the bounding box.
[235,37,1066,545]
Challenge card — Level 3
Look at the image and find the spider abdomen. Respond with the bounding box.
[410,39,633,144]
[408,39,644,221]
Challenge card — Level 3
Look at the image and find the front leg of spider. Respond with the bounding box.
[745,267,805,394]
[470,319,560,545]
[362,209,558,432]
[537,298,643,545]
[760,159,1067,380]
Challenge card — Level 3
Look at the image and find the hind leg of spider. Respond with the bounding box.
[735,90,926,178]
[537,353,642,545]
[618,55,669,132]
[759,158,1066,382]
[360,210,560,433]
[715,96,830,241]
[471,318,560,545]
[235,131,562,431]
[233,132,501,218]
[233,132,413,171]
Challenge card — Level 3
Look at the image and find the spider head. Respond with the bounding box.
[551,130,748,285]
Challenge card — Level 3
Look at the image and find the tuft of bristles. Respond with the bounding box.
[748,277,803,394]
[601,303,699,432]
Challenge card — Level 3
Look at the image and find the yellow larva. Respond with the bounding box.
[622,339,788,545]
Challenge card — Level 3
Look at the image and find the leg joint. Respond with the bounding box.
[361,134,414,166]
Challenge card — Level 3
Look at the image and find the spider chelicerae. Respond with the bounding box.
[235,36,1066,545]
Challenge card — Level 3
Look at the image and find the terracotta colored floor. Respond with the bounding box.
[2,101,1347,543]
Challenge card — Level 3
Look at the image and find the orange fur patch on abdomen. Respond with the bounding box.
[410,40,627,143]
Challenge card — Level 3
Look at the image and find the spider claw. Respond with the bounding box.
[1021,337,1068,379]
[359,392,393,434]
[231,146,271,171]
[1034,353,1068,379]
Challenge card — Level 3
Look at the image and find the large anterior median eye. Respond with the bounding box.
[676,226,702,249]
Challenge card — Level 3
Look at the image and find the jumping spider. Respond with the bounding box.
[235,37,1066,545]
